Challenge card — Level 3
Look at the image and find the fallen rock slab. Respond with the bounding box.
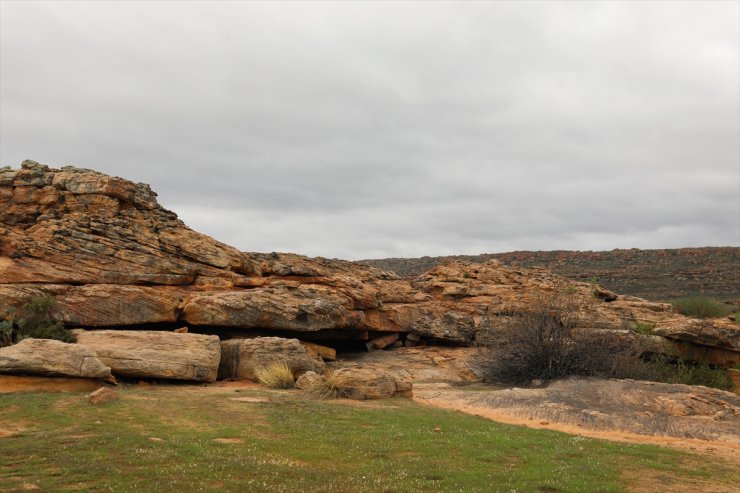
[0,339,114,382]
[218,337,324,381]
[72,329,221,382]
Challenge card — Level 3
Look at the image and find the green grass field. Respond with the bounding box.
[1,385,737,492]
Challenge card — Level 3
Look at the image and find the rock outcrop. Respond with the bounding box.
[1,160,738,370]
[0,338,114,381]
[72,329,221,382]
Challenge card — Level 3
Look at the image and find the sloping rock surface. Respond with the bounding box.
[0,338,113,381]
[72,329,221,382]
[1,161,737,366]
[415,377,740,444]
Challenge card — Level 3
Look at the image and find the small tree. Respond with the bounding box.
[1,296,74,345]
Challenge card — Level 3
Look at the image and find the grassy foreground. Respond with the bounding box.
[1,385,737,493]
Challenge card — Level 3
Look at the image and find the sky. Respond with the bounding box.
[1,1,738,260]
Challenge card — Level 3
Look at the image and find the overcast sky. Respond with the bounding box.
[1,1,738,260]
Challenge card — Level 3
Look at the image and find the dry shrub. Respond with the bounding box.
[255,360,295,389]
[476,295,636,385]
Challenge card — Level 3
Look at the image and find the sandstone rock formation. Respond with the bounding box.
[218,337,324,381]
[72,329,221,382]
[0,338,113,381]
[1,160,738,370]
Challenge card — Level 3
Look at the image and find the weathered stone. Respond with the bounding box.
[218,337,324,381]
[295,370,325,390]
[653,318,740,352]
[0,339,113,381]
[332,365,406,400]
[72,329,221,382]
[88,386,117,405]
[410,312,476,345]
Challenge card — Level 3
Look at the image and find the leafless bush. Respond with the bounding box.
[476,295,637,385]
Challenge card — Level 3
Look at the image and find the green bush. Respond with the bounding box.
[616,355,733,391]
[672,296,730,319]
[0,297,74,346]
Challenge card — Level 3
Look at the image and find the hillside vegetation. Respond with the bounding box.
[359,247,740,302]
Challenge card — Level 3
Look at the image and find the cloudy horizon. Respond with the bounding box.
[1,1,738,260]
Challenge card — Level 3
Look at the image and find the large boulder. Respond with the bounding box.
[72,329,221,382]
[0,338,113,381]
[218,337,325,381]
[332,365,411,400]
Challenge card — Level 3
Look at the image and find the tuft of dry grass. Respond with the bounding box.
[255,360,295,389]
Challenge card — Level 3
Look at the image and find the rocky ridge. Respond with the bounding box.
[359,247,740,302]
[1,160,739,384]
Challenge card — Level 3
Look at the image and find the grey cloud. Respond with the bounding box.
[1,1,738,259]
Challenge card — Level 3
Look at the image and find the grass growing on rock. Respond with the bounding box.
[1,385,738,492]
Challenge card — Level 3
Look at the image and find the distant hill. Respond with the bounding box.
[358,247,740,303]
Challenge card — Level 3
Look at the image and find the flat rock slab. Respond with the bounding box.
[72,329,221,382]
[415,377,740,445]
[0,375,112,393]
[0,338,113,381]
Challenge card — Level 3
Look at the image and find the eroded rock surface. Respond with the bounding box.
[72,329,221,382]
[218,337,324,381]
